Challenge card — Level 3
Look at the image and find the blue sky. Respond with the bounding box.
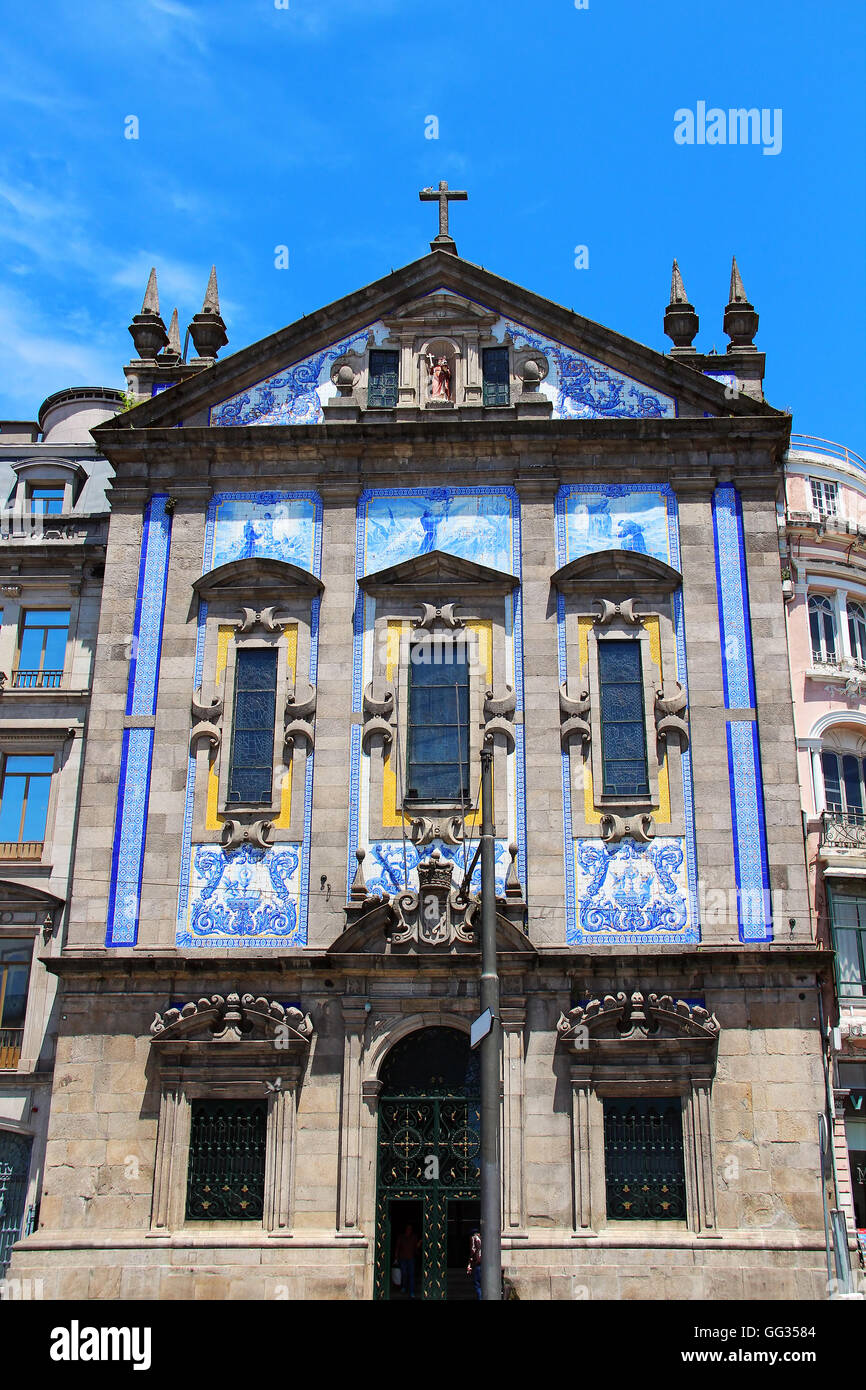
[1,0,863,449]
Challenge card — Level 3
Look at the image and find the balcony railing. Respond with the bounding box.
[0,1028,23,1068]
[9,669,63,690]
[0,842,43,860]
[788,434,866,473]
[821,810,866,851]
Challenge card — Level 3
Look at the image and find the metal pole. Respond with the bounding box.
[479,738,501,1300]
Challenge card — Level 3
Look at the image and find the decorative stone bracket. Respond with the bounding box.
[599,812,654,844]
[593,597,641,626]
[235,606,291,633]
[557,990,720,1047]
[361,680,395,754]
[483,682,516,752]
[559,683,590,747]
[284,681,316,758]
[655,681,690,749]
[414,601,463,631]
[190,689,224,752]
[221,818,274,852]
[409,814,465,847]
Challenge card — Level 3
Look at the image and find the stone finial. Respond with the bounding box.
[128,267,169,360]
[663,259,699,351]
[723,256,759,351]
[160,307,182,364]
[142,266,160,315]
[187,265,228,360]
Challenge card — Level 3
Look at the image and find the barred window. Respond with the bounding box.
[603,1099,686,1220]
[227,647,277,804]
[185,1100,267,1221]
[367,350,399,409]
[598,641,649,797]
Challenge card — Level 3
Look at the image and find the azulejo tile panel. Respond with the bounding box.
[106,495,173,947]
[500,320,676,420]
[573,837,695,945]
[365,840,511,898]
[175,490,322,948]
[713,482,772,942]
[348,485,526,901]
[557,482,680,568]
[178,843,303,949]
[208,290,676,427]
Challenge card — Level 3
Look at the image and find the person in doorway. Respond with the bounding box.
[467,1227,482,1299]
[395,1223,420,1298]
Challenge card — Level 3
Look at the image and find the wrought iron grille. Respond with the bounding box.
[603,1099,686,1220]
[185,1100,266,1221]
[367,350,399,409]
[0,1131,31,1276]
[482,347,510,407]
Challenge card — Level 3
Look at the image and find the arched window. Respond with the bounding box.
[822,750,866,822]
[848,602,866,667]
[809,594,837,664]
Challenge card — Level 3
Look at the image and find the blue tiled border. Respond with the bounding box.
[174,491,322,948]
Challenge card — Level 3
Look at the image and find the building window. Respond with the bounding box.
[367,350,399,409]
[810,478,838,518]
[227,647,277,805]
[406,641,470,803]
[0,755,53,849]
[598,641,649,796]
[821,751,866,823]
[603,1099,686,1220]
[185,1100,267,1221]
[848,602,866,667]
[482,347,510,407]
[27,486,65,516]
[809,595,837,664]
[829,893,866,998]
[0,939,31,1068]
[13,610,70,689]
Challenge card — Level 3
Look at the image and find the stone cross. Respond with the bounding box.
[419,180,468,254]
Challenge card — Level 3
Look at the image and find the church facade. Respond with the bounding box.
[7,212,832,1300]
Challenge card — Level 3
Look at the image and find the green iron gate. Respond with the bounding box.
[0,1131,32,1277]
[374,1028,480,1302]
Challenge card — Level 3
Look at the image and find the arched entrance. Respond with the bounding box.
[374,1027,480,1301]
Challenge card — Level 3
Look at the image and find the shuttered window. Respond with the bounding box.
[367,350,399,409]
[482,347,510,407]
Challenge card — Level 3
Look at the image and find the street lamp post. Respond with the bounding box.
[479,737,502,1300]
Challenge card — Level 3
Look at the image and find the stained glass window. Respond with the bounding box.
[368,350,399,409]
[406,641,470,803]
[228,647,277,804]
[598,640,649,796]
[482,347,510,407]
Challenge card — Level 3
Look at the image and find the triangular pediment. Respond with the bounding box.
[359,548,517,593]
[96,251,783,441]
[192,557,324,600]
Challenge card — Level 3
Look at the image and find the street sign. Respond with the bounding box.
[470,1008,493,1050]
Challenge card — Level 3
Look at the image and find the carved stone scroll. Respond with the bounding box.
[559,683,590,747]
[655,681,690,749]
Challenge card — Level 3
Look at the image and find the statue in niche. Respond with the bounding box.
[425,352,452,402]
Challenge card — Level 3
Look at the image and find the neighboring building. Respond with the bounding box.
[783,434,866,1261]
[0,388,119,1275]
[7,210,832,1300]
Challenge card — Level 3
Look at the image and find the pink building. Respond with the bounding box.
[785,433,866,1255]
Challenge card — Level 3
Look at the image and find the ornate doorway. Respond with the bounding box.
[0,1131,32,1277]
[374,1027,480,1301]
